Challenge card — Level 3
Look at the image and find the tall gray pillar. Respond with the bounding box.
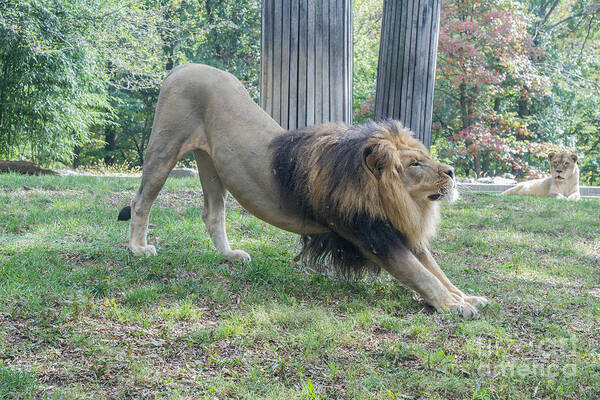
[261,0,352,130]
[374,0,441,147]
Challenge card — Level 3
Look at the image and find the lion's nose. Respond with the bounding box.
[556,170,563,173]
[444,168,455,179]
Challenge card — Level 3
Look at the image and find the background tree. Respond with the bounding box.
[433,0,557,178]
[0,0,164,165]
[352,0,382,123]
[0,0,261,168]
[352,0,600,183]
[521,0,600,184]
[79,0,262,168]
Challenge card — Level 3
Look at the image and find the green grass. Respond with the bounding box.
[1,173,599,399]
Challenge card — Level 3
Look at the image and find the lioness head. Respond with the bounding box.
[548,152,578,181]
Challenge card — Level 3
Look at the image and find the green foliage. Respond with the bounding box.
[352,0,382,123]
[191,0,261,99]
[0,0,164,164]
[81,0,262,168]
[0,0,260,168]
[0,0,105,163]
[520,0,600,184]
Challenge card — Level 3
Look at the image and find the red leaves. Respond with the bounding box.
[437,0,549,96]
[446,114,572,176]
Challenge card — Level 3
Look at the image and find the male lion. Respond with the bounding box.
[118,63,488,318]
[501,152,580,200]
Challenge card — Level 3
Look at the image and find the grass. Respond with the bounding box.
[0,173,599,399]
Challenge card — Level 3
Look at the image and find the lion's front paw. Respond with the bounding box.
[453,302,481,319]
[463,295,489,309]
[439,299,481,319]
[130,244,157,256]
[225,249,251,263]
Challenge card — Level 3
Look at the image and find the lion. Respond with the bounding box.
[501,152,580,200]
[118,63,488,318]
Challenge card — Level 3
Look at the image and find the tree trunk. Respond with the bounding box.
[517,92,529,117]
[72,144,81,169]
[493,97,501,112]
[482,154,490,176]
[459,83,471,130]
[162,6,174,71]
[0,47,11,134]
[205,0,223,57]
[458,84,482,177]
[104,127,116,165]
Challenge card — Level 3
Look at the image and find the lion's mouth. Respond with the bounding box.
[555,176,564,180]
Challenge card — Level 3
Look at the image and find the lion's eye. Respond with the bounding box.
[410,161,421,167]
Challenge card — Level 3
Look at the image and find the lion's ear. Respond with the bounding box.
[363,144,391,179]
[570,153,578,163]
[548,152,556,161]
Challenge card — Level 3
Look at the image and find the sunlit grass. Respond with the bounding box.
[0,173,599,399]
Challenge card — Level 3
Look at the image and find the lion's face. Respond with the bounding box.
[364,132,459,206]
[548,152,578,181]
[397,152,459,203]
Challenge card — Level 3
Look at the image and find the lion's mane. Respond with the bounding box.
[270,120,440,277]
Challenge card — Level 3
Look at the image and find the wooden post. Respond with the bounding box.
[261,0,352,130]
[374,0,441,148]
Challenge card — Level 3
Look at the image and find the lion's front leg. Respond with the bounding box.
[567,191,581,201]
[415,248,488,309]
[371,248,481,319]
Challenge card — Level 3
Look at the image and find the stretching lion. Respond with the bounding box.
[118,63,488,318]
[502,152,580,200]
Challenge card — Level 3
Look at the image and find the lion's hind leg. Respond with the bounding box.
[127,147,180,256]
[501,183,522,195]
[194,150,251,263]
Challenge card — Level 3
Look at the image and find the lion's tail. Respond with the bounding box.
[299,233,380,278]
[117,206,131,221]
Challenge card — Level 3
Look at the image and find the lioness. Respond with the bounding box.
[501,152,580,200]
[118,63,488,318]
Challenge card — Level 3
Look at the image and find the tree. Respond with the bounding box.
[432,0,563,178]
[0,0,164,164]
[519,0,600,184]
[352,0,383,123]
